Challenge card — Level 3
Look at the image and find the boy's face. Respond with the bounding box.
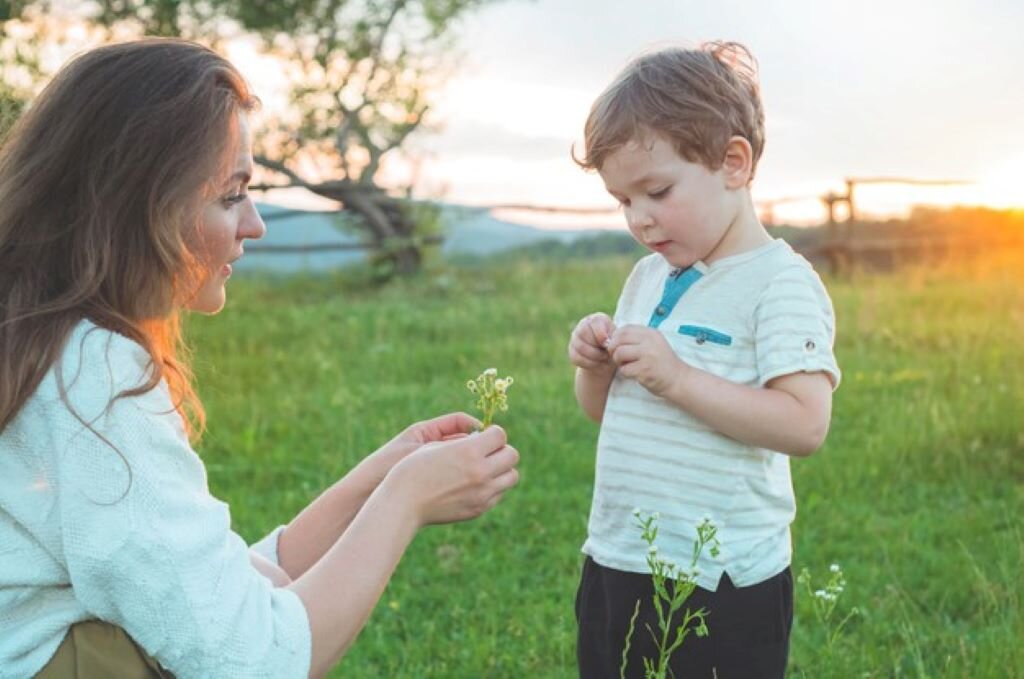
[600,134,737,269]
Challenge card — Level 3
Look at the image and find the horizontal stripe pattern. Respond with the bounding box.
[587,241,838,590]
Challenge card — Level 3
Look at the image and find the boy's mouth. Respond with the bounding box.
[649,240,672,252]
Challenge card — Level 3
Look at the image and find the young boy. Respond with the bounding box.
[568,42,841,678]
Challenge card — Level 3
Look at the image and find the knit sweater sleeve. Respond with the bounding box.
[53,329,311,678]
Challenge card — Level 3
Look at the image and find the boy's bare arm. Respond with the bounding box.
[607,325,833,456]
[663,369,833,457]
[574,365,617,422]
[569,313,618,422]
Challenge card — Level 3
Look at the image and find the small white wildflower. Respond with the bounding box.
[648,545,658,555]
[633,507,642,517]
[494,378,508,392]
[814,589,828,599]
[651,512,660,520]
[484,368,497,377]
[830,563,840,573]
[836,585,844,593]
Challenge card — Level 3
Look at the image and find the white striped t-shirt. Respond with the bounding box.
[582,239,840,590]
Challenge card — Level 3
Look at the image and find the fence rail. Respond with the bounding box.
[247,235,444,254]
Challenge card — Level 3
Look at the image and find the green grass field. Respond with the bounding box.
[188,253,1023,678]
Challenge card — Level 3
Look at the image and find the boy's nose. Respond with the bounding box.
[627,208,654,231]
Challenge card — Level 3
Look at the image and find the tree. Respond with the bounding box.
[1,0,497,275]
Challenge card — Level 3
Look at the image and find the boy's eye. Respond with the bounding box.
[648,186,671,200]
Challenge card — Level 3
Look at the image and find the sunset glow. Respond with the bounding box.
[209,2,1024,228]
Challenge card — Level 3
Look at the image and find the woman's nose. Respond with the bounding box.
[241,202,267,241]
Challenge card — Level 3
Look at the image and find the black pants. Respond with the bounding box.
[575,557,793,679]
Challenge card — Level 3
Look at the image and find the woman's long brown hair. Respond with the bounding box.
[0,38,257,439]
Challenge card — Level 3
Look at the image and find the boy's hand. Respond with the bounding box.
[568,312,617,372]
[607,325,691,397]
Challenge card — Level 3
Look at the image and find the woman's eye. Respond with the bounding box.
[221,193,247,207]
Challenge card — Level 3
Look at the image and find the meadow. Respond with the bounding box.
[188,250,1023,678]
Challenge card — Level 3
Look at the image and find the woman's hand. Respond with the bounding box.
[385,425,520,526]
[357,412,481,489]
[291,425,519,678]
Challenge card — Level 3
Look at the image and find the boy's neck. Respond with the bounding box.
[703,191,771,265]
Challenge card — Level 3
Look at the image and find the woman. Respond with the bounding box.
[0,39,520,678]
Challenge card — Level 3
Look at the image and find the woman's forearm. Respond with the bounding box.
[288,478,420,679]
[277,463,378,580]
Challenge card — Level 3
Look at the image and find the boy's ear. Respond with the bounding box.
[721,136,754,189]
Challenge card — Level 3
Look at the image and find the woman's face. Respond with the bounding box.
[187,113,266,314]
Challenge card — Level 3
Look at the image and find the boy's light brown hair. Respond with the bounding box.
[576,41,765,180]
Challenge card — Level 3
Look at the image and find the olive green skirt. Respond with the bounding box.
[36,620,174,678]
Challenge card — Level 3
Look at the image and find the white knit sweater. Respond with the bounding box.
[0,320,311,678]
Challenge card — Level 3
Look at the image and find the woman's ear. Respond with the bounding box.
[721,136,754,189]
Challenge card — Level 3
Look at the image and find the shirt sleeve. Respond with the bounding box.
[55,377,311,679]
[250,525,288,566]
[753,264,841,389]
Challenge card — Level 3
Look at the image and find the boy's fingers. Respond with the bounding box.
[591,314,616,346]
[607,324,642,352]
[583,318,606,348]
[594,316,616,344]
[611,345,641,365]
[573,341,607,362]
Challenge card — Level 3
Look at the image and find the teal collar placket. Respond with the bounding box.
[647,266,704,328]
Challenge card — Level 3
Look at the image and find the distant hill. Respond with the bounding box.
[238,202,608,273]
[240,202,1022,275]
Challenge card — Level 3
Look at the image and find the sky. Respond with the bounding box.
[238,0,1024,227]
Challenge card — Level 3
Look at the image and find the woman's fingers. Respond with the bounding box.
[483,468,520,509]
[480,468,520,513]
[492,466,519,491]
[418,411,482,441]
[484,445,519,477]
